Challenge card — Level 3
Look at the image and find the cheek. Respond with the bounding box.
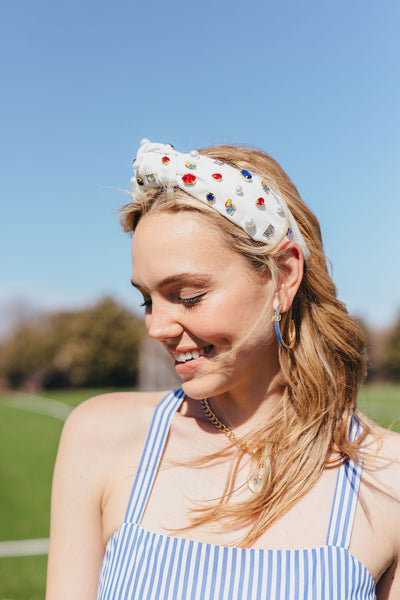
[197,288,265,342]
[214,282,268,321]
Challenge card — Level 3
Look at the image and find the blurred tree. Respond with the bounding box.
[351,316,371,381]
[0,323,50,389]
[382,312,400,381]
[0,297,145,389]
[352,316,384,382]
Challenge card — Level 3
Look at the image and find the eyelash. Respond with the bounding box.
[180,295,204,309]
[140,294,204,309]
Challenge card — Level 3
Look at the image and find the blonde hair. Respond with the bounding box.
[120,144,373,546]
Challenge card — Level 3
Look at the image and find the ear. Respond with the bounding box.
[272,241,304,313]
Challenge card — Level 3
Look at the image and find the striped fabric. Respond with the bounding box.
[97,390,376,599]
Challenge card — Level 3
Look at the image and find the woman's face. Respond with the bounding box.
[131,210,278,400]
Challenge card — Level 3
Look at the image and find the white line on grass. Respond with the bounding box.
[0,394,69,558]
[2,392,73,421]
[0,538,49,557]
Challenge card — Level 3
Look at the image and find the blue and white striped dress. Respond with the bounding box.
[97,389,376,599]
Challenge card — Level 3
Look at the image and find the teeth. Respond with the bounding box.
[173,349,204,363]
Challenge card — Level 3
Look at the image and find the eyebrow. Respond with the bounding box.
[130,273,212,291]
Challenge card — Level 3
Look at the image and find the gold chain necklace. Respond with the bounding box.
[199,398,265,493]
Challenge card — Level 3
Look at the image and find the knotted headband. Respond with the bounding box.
[131,139,310,260]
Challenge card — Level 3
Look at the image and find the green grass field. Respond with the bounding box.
[358,384,400,430]
[0,385,399,599]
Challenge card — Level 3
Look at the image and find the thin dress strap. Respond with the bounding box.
[326,416,363,548]
[125,389,185,524]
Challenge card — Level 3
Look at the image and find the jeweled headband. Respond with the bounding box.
[131,139,310,260]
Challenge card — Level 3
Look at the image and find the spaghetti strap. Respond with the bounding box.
[125,389,185,524]
[326,417,363,548]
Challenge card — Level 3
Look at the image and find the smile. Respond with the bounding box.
[171,346,213,363]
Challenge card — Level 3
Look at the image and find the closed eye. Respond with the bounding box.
[139,299,152,307]
[139,294,205,310]
[179,294,204,307]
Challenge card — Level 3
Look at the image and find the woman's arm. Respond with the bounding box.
[376,560,399,599]
[374,429,400,599]
[46,399,107,599]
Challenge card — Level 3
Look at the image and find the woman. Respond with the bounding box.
[46,140,400,599]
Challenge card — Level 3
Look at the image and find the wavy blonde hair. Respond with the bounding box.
[120,144,373,546]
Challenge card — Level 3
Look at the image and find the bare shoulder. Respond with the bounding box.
[63,390,169,441]
[67,392,168,426]
[48,391,175,599]
[364,425,400,597]
[369,424,400,490]
[54,386,173,484]
[378,425,400,455]
[52,389,176,514]
[362,423,400,535]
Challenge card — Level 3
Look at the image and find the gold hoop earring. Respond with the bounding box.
[272,305,296,349]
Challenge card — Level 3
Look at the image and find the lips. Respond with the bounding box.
[171,345,213,363]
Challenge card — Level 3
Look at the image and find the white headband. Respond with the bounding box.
[131,139,310,260]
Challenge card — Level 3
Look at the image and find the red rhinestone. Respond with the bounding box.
[212,173,222,181]
[161,156,170,164]
[182,173,196,185]
[256,197,265,206]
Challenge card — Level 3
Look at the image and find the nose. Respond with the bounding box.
[146,300,184,341]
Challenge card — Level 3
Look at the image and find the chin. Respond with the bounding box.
[179,371,233,401]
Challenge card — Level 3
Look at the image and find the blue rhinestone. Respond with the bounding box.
[262,180,270,193]
[137,177,144,186]
[240,169,252,181]
[206,192,215,203]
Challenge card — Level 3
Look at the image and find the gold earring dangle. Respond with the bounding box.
[273,305,296,350]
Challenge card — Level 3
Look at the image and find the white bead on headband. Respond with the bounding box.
[131,139,310,260]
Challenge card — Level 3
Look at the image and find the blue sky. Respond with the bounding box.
[1,0,399,331]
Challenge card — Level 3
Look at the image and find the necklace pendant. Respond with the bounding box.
[248,467,265,493]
